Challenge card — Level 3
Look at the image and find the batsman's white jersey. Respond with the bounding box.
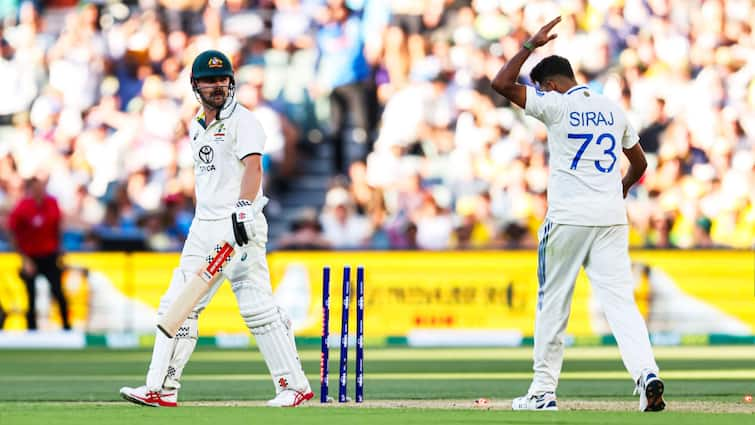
[522,84,658,395]
[189,102,266,219]
[524,84,638,226]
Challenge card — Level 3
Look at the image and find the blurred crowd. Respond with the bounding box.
[0,0,753,252]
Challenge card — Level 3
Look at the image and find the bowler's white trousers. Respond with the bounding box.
[528,219,659,395]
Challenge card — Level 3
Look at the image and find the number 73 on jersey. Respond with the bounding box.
[568,132,617,173]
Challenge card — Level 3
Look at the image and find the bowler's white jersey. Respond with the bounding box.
[189,101,266,219]
[525,85,638,226]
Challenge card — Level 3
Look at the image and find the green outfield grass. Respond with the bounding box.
[0,346,753,424]
[1,404,753,425]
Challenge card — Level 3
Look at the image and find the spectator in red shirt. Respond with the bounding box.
[8,177,71,331]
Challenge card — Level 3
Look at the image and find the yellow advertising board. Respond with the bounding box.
[0,250,751,338]
[268,251,552,338]
[266,250,755,339]
[0,253,248,335]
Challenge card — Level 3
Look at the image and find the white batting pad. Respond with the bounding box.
[233,280,310,393]
[165,314,198,389]
[253,310,311,393]
[146,330,174,391]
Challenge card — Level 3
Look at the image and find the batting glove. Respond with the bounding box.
[231,196,268,246]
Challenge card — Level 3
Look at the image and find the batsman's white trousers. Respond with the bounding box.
[149,213,310,395]
[159,214,269,316]
[528,220,658,395]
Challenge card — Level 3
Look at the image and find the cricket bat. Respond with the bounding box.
[157,241,235,338]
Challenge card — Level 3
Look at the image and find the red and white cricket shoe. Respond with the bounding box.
[266,388,314,407]
[119,385,178,407]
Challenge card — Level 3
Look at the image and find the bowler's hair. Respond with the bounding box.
[530,55,575,85]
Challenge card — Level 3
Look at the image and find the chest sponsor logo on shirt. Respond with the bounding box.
[198,145,216,172]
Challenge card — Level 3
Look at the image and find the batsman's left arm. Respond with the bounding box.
[232,154,268,246]
[239,154,263,200]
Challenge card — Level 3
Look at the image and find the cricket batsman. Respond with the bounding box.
[120,50,313,407]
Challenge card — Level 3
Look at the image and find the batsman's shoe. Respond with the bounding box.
[636,371,665,412]
[266,388,314,407]
[119,385,178,407]
[511,392,558,411]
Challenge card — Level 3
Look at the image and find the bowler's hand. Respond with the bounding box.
[527,16,561,49]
